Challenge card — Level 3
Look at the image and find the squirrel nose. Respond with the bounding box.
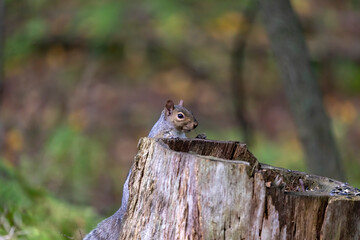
[193,121,198,129]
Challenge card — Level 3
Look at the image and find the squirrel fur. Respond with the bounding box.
[149,99,198,138]
[84,99,198,240]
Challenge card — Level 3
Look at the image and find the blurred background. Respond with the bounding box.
[1,0,360,239]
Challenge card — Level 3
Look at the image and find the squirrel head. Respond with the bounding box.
[164,100,198,133]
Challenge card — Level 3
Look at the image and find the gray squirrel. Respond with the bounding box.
[84,100,198,240]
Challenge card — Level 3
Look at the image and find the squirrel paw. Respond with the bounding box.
[195,133,207,139]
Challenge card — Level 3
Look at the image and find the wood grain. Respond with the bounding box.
[119,138,360,240]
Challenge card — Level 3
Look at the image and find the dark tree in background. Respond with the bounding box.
[0,0,4,101]
[259,0,345,180]
[0,0,4,148]
[230,2,258,146]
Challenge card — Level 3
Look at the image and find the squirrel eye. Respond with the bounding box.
[177,113,184,119]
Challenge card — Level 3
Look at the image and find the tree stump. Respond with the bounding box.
[120,138,360,240]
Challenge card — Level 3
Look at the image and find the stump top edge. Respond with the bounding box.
[138,137,360,199]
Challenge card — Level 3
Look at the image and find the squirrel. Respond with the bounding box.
[149,99,198,138]
[84,99,198,240]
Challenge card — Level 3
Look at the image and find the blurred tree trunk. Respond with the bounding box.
[0,0,4,148]
[259,0,345,181]
[230,2,258,146]
[0,0,3,100]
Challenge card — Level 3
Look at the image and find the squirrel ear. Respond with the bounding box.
[179,99,184,106]
[165,100,174,116]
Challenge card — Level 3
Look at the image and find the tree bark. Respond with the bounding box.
[119,138,360,239]
[258,0,345,181]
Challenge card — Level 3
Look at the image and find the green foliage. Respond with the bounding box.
[0,161,35,209]
[73,2,124,44]
[0,160,100,239]
[40,124,105,204]
[5,17,48,64]
[335,60,360,94]
[252,135,306,172]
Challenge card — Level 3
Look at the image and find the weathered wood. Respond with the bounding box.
[119,138,360,240]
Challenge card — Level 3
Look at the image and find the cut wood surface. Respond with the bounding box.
[119,138,360,240]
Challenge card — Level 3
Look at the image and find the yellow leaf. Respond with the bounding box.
[6,129,23,152]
